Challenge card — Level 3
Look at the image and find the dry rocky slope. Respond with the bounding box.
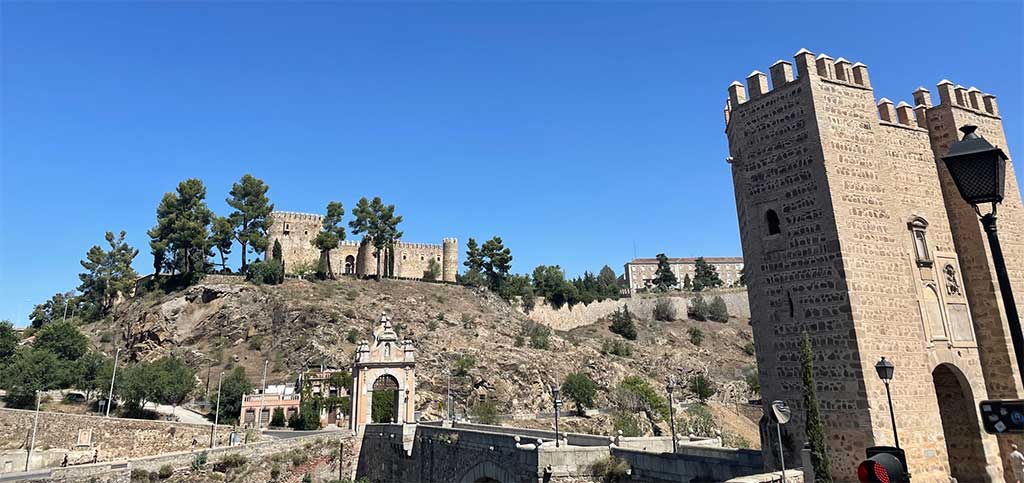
[81,275,759,436]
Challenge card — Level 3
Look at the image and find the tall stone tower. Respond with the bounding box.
[724,49,1023,481]
[442,238,458,283]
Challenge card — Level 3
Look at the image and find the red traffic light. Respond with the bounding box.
[857,451,908,483]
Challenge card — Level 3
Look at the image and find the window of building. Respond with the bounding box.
[908,217,932,266]
[766,209,781,235]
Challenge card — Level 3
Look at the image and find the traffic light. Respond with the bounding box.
[857,446,909,483]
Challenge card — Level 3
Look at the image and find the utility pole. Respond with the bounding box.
[256,359,268,430]
[212,372,224,448]
[105,348,121,417]
[62,299,69,323]
[25,391,41,471]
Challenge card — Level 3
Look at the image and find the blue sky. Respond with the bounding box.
[1,2,1022,325]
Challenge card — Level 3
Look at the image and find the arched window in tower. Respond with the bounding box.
[908,217,932,266]
[766,209,781,235]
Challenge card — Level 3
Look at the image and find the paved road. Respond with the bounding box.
[143,402,210,425]
[0,469,50,482]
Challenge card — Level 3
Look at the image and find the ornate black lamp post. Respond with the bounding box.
[666,378,677,453]
[551,385,562,447]
[875,357,899,449]
[942,125,1023,388]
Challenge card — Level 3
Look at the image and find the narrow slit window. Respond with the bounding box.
[766,209,781,235]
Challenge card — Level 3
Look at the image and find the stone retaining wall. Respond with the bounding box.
[527,289,750,331]
[0,408,233,471]
[612,444,763,482]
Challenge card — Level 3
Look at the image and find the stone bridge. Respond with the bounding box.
[355,422,773,483]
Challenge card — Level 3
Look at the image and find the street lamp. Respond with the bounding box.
[666,378,677,453]
[875,357,899,449]
[551,385,562,447]
[942,124,1023,388]
[770,400,791,482]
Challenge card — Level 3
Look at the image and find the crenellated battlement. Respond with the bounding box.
[396,241,442,250]
[270,211,324,223]
[921,80,999,117]
[724,48,872,126]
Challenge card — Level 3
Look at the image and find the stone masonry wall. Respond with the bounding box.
[724,50,1007,481]
[0,408,234,469]
[526,289,750,331]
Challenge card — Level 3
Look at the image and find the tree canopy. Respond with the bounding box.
[214,367,253,425]
[227,174,274,271]
[652,253,678,291]
[349,197,403,279]
[691,257,724,292]
[148,179,213,276]
[210,216,234,272]
[79,231,139,317]
[562,372,598,416]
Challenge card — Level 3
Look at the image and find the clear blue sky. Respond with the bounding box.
[2,2,1022,325]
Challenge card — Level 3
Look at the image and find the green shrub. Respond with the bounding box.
[460,313,475,329]
[590,456,630,483]
[158,465,173,479]
[688,294,710,321]
[514,335,524,347]
[521,322,551,350]
[246,260,284,285]
[471,398,500,425]
[270,464,281,481]
[219,453,247,469]
[561,372,598,416]
[130,469,151,481]
[345,328,359,343]
[100,332,113,343]
[601,339,632,357]
[454,354,476,377]
[679,404,716,437]
[742,342,755,356]
[271,407,286,427]
[613,412,641,437]
[608,305,637,340]
[688,327,704,346]
[652,298,676,322]
[191,451,208,471]
[687,374,716,404]
[427,319,439,331]
[708,296,729,322]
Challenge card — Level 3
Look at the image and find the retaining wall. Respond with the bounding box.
[527,289,750,331]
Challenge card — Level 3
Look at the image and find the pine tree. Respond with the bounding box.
[652,253,678,291]
[464,238,484,273]
[226,174,274,272]
[480,236,512,291]
[691,257,724,292]
[78,231,139,316]
[210,216,234,272]
[597,265,619,298]
[349,197,403,280]
[682,273,692,290]
[312,201,345,279]
[801,332,833,481]
[148,179,213,275]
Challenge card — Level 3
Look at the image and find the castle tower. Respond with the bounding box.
[356,238,375,277]
[442,238,458,282]
[266,211,323,274]
[724,50,1019,481]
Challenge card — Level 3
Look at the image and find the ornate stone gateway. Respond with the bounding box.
[350,313,416,431]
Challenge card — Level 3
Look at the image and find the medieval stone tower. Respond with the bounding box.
[266,211,458,282]
[724,49,1024,481]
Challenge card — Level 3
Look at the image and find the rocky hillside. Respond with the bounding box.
[79,275,758,435]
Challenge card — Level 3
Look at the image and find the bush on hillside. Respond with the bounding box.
[708,296,729,322]
[608,306,637,340]
[688,295,709,321]
[688,327,704,346]
[653,298,676,322]
[471,398,500,425]
[246,260,283,285]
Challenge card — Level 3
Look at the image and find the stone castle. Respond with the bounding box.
[266,211,458,282]
[725,50,1023,481]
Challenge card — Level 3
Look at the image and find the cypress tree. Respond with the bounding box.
[801,332,833,481]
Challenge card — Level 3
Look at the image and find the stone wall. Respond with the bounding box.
[527,289,750,331]
[612,445,763,482]
[0,408,233,471]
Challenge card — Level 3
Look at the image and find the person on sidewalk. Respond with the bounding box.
[1009,444,1024,483]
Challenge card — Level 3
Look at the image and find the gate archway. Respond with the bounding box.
[371,374,400,423]
[932,363,987,479]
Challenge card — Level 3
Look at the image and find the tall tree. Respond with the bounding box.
[35,320,88,362]
[464,238,483,272]
[652,253,678,292]
[0,348,67,408]
[0,320,20,368]
[691,257,724,292]
[79,231,139,316]
[29,291,78,328]
[214,367,253,425]
[801,332,833,481]
[597,265,619,297]
[153,357,197,417]
[562,372,598,416]
[312,201,345,279]
[148,179,213,275]
[227,174,274,272]
[349,197,403,280]
[480,236,512,290]
[210,216,234,272]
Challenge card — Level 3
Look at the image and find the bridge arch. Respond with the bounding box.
[459,460,517,483]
